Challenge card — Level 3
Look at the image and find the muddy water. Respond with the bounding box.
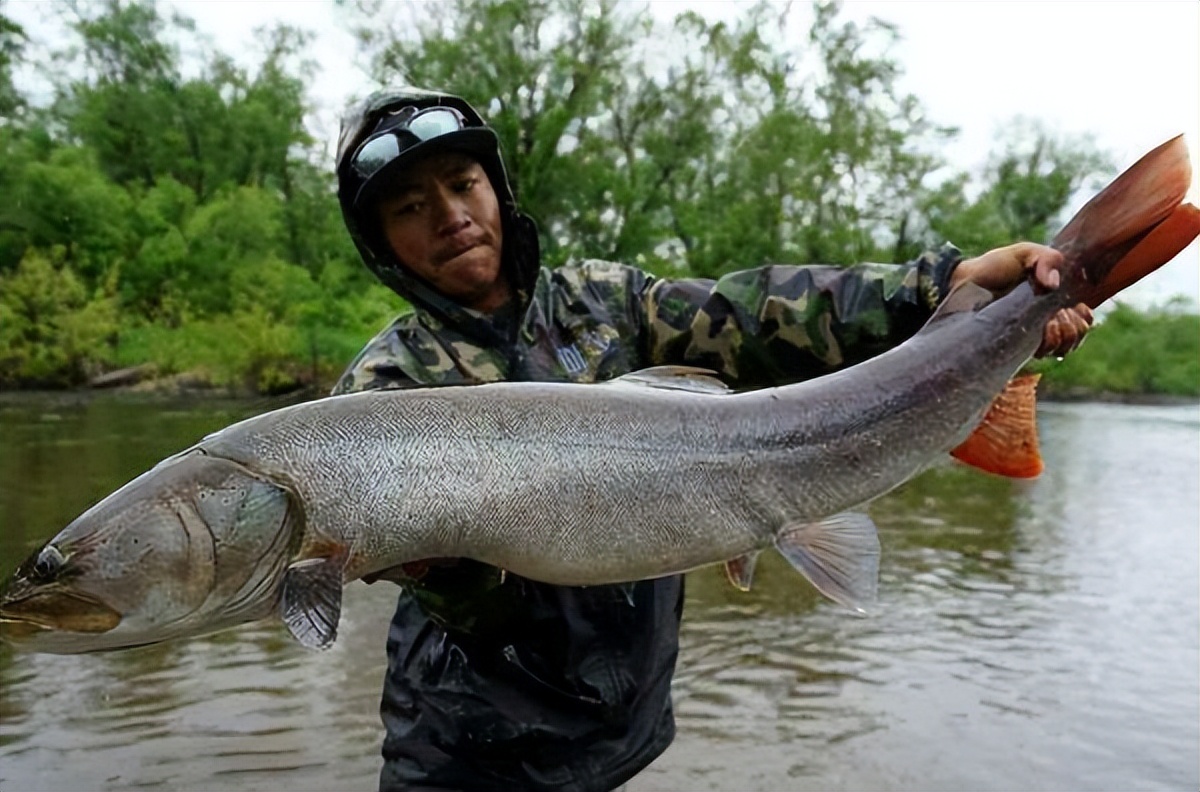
[0,395,1196,791]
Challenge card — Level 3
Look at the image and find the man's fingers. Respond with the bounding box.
[1037,316,1063,357]
[1061,303,1094,354]
[1030,250,1065,293]
[1035,304,1094,358]
[1074,302,1095,327]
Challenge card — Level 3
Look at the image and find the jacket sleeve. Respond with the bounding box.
[641,244,962,387]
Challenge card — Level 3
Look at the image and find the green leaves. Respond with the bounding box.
[0,249,118,387]
[921,118,1113,253]
[1028,303,1200,398]
[350,0,957,274]
[0,0,374,390]
[0,0,1187,394]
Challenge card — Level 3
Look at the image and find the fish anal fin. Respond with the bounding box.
[775,512,880,613]
[279,556,343,650]
[610,366,730,394]
[723,551,760,592]
[951,374,1043,478]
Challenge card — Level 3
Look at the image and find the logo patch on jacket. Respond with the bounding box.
[555,343,588,376]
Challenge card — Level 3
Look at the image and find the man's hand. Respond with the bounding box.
[950,242,1094,359]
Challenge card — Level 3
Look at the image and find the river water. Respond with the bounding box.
[0,394,1196,791]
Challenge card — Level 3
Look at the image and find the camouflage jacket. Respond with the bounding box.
[335,246,960,394]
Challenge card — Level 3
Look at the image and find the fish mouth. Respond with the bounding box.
[0,617,49,642]
[0,590,122,639]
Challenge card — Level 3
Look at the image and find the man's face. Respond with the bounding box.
[375,150,507,313]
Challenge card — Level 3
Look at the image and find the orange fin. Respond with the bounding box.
[1051,136,1196,308]
[723,552,760,592]
[1052,135,1191,262]
[950,374,1043,478]
[1080,202,1200,308]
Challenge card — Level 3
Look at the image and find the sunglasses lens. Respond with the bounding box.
[353,134,402,179]
[407,108,465,140]
[351,108,468,181]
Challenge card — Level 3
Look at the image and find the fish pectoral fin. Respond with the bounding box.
[279,556,343,650]
[950,374,1043,479]
[609,366,731,394]
[722,551,760,592]
[775,512,880,614]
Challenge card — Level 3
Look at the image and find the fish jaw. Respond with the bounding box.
[0,585,122,644]
[0,452,300,654]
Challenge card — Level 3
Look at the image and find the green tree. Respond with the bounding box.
[0,4,26,121]
[14,145,137,285]
[351,0,952,274]
[920,118,1112,254]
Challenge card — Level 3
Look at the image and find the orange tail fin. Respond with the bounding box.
[950,374,1043,479]
[1051,136,1197,305]
[1078,202,1200,308]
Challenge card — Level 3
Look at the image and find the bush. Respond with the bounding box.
[1029,302,1200,398]
[0,249,118,387]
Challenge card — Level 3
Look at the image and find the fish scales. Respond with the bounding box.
[193,284,1048,587]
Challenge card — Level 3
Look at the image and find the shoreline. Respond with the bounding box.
[2,381,1196,408]
[1036,389,1200,407]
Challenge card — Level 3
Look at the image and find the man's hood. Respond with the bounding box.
[336,88,541,342]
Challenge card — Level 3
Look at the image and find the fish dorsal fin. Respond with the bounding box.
[279,556,343,650]
[926,280,995,325]
[610,366,731,395]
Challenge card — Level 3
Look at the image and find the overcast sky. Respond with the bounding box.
[9,0,1198,305]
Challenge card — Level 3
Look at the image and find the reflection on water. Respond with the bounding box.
[0,396,1196,791]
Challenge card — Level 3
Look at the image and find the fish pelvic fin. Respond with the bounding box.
[775,512,880,613]
[723,551,761,592]
[279,555,344,650]
[950,374,1043,479]
[1052,136,1198,306]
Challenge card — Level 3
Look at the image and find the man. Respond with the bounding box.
[333,88,1091,792]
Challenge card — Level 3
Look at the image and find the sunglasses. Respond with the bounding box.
[350,106,470,180]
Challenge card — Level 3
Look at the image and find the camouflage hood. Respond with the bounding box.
[336,88,541,344]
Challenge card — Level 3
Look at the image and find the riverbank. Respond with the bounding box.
[1037,388,1200,406]
[3,378,1196,408]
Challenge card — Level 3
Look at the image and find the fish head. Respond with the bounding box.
[0,451,298,653]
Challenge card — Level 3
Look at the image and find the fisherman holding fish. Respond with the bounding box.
[331,89,1094,792]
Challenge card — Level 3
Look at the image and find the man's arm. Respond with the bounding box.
[642,246,960,388]
[640,243,1090,388]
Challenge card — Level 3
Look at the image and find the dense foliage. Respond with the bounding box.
[0,0,1193,395]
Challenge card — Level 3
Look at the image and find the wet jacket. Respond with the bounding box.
[333,247,961,792]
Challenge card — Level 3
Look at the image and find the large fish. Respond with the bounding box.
[2,138,1198,654]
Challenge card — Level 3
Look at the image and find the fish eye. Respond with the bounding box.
[32,545,65,580]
